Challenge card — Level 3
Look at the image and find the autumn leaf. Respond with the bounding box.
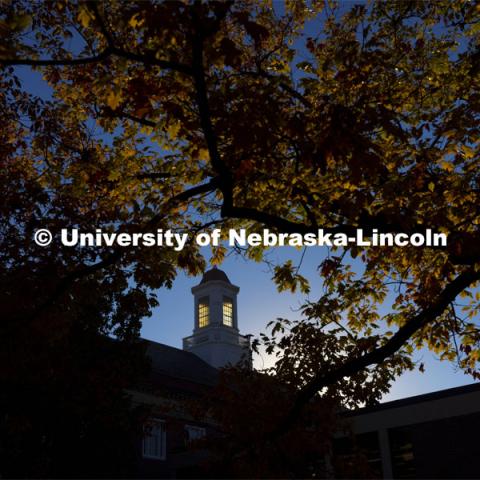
[107,90,122,110]
[78,5,94,28]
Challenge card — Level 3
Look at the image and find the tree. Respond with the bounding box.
[0,79,158,476]
[0,27,199,476]
[192,365,339,478]
[1,0,480,448]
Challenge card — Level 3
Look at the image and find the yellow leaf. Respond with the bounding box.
[198,148,210,161]
[129,14,143,28]
[462,145,474,159]
[428,182,435,192]
[78,5,94,28]
[167,122,181,139]
[108,170,121,181]
[124,147,135,157]
[441,161,454,172]
[107,90,122,110]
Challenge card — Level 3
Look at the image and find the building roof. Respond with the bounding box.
[200,266,231,285]
[145,339,218,386]
[343,382,480,417]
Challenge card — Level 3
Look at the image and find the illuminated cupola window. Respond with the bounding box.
[222,297,233,327]
[198,297,210,328]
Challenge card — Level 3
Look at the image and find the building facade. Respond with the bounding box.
[132,341,219,478]
[338,383,480,479]
[133,268,480,478]
[132,267,251,477]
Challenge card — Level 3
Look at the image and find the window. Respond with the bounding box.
[389,426,416,479]
[198,297,209,328]
[333,432,383,478]
[143,419,166,460]
[223,297,233,326]
[185,425,206,443]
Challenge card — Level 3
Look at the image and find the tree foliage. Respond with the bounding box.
[191,365,339,478]
[1,0,480,462]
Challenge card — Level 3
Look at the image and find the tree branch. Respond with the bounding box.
[135,172,172,180]
[191,21,231,183]
[111,46,193,74]
[110,110,157,128]
[269,267,480,438]
[170,177,220,203]
[1,2,191,75]
[0,47,114,66]
[238,69,314,108]
[1,45,193,74]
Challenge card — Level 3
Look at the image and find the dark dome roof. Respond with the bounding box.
[200,266,231,284]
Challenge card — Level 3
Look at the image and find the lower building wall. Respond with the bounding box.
[340,408,480,478]
[404,412,480,479]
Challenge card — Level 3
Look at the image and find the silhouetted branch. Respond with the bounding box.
[1,47,114,66]
[111,110,157,128]
[136,172,172,180]
[270,267,480,438]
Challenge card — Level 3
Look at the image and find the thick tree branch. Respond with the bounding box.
[1,45,193,74]
[269,267,480,438]
[110,110,157,128]
[188,16,324,236]
[191,25,231,184]
[111,46,193,74]
[0,47,114,66]
[170,177,220,203]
